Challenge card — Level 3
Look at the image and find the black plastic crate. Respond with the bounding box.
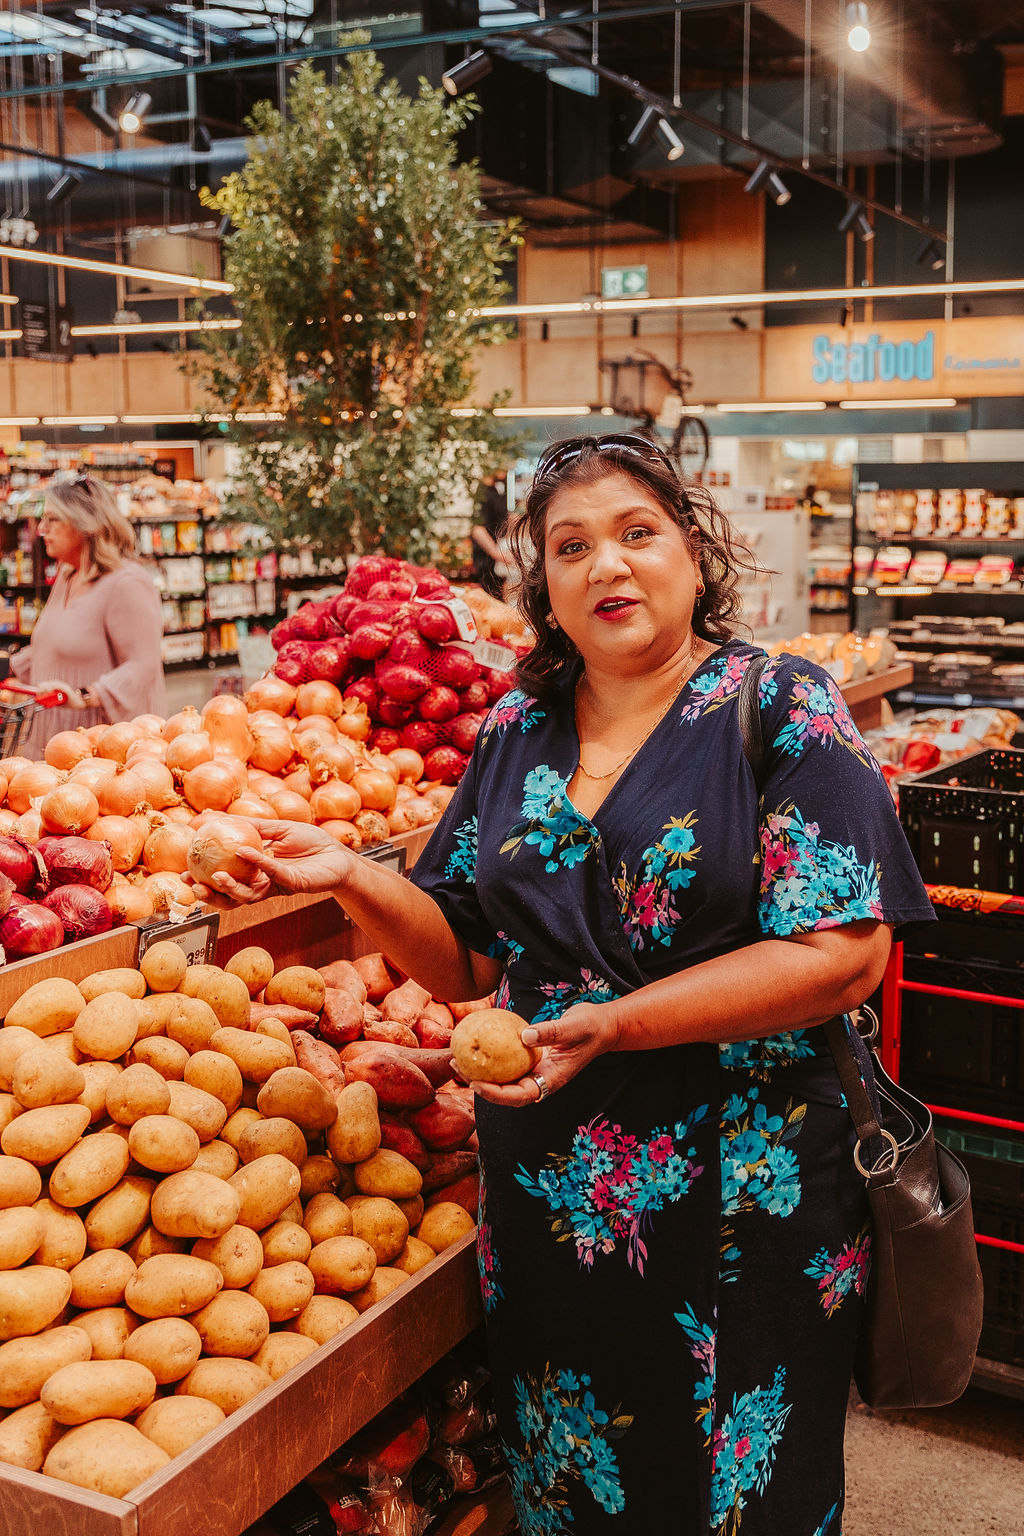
[937,1128,1024,1366]
[899,747,1024,893]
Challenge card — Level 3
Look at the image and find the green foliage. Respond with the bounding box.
[195,50,517,561]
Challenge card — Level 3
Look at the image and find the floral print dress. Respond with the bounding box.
[412,641,934,1536]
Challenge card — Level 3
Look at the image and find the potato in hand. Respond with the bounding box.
[450,1009,540,1084]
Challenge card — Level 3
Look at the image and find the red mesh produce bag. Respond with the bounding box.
[387,631,434,671]
[422,746,468,785]
[400,720,442,754]
[423,646,480,689]
[306,638,352,685]
[416,685,460,724]
[375,660,430,704]
[344,555,404,597]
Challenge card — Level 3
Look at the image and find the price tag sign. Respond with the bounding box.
[137,910,220,966]
[362,841,408,875]
[472,638,516,673]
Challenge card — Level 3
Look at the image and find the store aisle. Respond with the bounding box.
[844,1387,1024,1534]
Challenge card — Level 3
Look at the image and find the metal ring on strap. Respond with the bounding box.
[853,1127,900,1178]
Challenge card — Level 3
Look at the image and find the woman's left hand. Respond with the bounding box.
[468,1001,620,1108]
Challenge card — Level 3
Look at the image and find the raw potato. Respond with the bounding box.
[260,1220,312,1267]
[125,1253,224,1318]
[348,1266,409,1314]
[348,1197,409,1265]
[0,1154,41,1209]
[104,1063,171,1126]
[128,1114,201,1174]
[192,1139,240,1180]
[11,1045,85,1109]
[327,1081,381,1165]
[247,1260,315,1322]
[394,1194,425,1230]
[69,1248,137,1309]
[238,1116,307,1168]
[49,1131,131,1208]
[0,1205,44,1269]
[163,995,221,1054]
[0,1324,92,1408]
[140,939,188,993]
[43,1418,170,1497]
[220,1107,263,1151]
[450,1008,540,1084]
[287,1293,359,1344]
[150,1169,241,1240]
[0,1400,66,1470]
[229,1153,301,1231]
[128,1226,187,1265]
[182,967,251,1030]
[192,1225,264,1289]
[45,1030,81,1064]
[0,1093,20,1137]
[165,1079,228,1142]
[124,1317,203,1384]
[0,1265,72,1339]
[32,1198,87,1270]
[299,1155,341,1201]
[416,1202,476,1252]
[72,993,140,1062]
[85,1175,155,1252]
[225,946,275,999]
[353,1149,422,1200]
[5,977,86,1037]
[130,1036,189,1080]
[134,994,174,1041]
[392,1237,438,1276]
[302,1193,353,1245]
[211,1027,295,1083]
[1,1102,90,1165]
[252,1331,318,1380]
[135,1394,225,1456]
[78,1061,123,1123]
[72,1307,136,1361]
[257,1067,337,1134]
[42,1358,157,1424]
[191,1290,270,1358]
[184,1050,243,1111]
[265,966,326,1014]
[254,1016,293,1047]
[175,1357,274,1414]
[0,1027,45,1091]
[79,969,147,1003]
[307,1236,377,1295]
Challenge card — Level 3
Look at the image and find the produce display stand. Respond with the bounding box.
[839,663,914,733]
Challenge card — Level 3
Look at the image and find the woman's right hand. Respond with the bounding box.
[185,818,354,905]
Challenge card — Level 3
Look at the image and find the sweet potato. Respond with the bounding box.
[362,1004,382,1026]
[248,1001,318,1032]
[380,979,431,1026]
[421,1150,480,1193]
[419,1000,454,1032]
[425,1173,480,1215]
[413,1015,453,1049]
[408,1091,476,1153]
[338,1047,435,1111]
[340,1041,454,1091]
[363,1019,418,1049]
[317,960,367,1005]
[448,996,495,1020]
[318,989,364,1048]
[290,1032,346,1097]
[377,1115,430,1172]
[351,953,395,1003]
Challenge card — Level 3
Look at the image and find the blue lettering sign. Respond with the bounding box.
[810,329,936,386]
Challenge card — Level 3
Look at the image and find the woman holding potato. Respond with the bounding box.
[204,434,933,1536]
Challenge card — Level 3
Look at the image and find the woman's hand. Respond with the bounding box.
[468,1001,621,1108]
[184,818,354,906]
[33,679,85,709]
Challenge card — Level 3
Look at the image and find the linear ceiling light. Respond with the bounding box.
[0,245,234,294]
[0,329,23,341]
[715,401,827,412]
[71,319,241,337]
[492,405,593,417]
[0,417,40,427]
[839,200,874,242]
[118,92,152,134]
[0,295,16,306]
[121,413,205,424]
[40,415,120,426]
[441,50,492,96]
[743,159,791,206]
[837,397,959,409]
[846,3,871,52]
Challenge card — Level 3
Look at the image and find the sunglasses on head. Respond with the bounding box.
[534,432,679,483]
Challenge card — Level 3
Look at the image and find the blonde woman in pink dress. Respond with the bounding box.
[7,474,166,756]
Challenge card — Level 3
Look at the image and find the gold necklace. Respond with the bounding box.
[574,633,703,782]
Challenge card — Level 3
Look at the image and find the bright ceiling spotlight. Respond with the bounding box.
[838,199,874,242]
[743,159,791,206]
[118,92,152,134]
[846,2,871,52]
[628,104,685,162]
[914,235,946,271]
[441,50,492,97]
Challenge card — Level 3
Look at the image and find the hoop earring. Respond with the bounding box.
[695,578,705,597]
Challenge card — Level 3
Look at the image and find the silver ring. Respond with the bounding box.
[531,1072,550,1102]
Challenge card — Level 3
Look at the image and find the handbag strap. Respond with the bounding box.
[736,651,884,1152]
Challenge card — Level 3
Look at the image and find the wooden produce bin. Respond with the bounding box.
[840,663,913,733]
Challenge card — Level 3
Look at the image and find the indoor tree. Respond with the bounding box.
[196,49,517,563]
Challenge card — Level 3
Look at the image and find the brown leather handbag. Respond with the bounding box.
[739,656,984,1409]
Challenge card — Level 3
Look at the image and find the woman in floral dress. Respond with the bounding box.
[211,435,933,1535]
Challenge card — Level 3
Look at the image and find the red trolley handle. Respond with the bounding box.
[1,680,71,709]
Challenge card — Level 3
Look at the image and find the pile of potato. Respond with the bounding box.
[0,942,480,1501]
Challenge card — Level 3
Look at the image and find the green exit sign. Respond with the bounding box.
[600,265,649,299]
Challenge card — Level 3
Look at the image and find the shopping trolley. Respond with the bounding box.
[0,681,71,757]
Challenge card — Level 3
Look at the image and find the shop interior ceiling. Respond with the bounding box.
[0,1,1022,273]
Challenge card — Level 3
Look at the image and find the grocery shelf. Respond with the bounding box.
[894,689,1024,710]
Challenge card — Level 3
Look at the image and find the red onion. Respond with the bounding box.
[36,835,114,893]
[0,835,41,895]
[41,883,113,944]
[0,870,13,919]
[0,901,64,958]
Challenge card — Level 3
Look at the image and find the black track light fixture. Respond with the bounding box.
[83,93,118,138]
[217,213,232,240]
[838,199,874,242]
[743,159,791,206]
[441,50,492,97]
[118,92,152,135]
[730,314,749,331]
[627,104,685,162]
[190,122,213,155]
[46,171,83,206]
[914,235,945,272]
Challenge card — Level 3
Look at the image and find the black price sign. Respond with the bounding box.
[362,841,408,876]
[21,303,74,362]
[137,910,220,966]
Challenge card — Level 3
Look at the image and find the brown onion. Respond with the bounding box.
[7,763,63,814]
[318,819,362,847]
[367,750,400,785]
[69,757,119,791]
[202,694,254,763]
[294,713,339,740]
[144,871,195,912]
[85,723,108,746]
[246,768,282,796]
[187,819,263,885]
[336,699,371,742]
[0,809,18,832]
[310,780,362,823]
[44,730,94,771]
[166,731,214,780]
[11,809,43,842]
[126,737,168,765]
[129,759,177,811]
[161,804,193,825]
[307,741,356,786]
[249,723,294,776]
[105,874,154,924]
[0,755,33,782]
[295,680,343,719]
[143,823,192,874]
[182,760,241,813]
[162,705,203,743]
[95,721,144,765]
[227,793,278,819]
[282,765,313,801]
[39,783,100,836]
[96,767,150,819]
[389,747,425,783]
[265,789,314,824]
[353,808,390,845]
[132,713,166,734]
[351,767,397,814]
[247,708,295,732]
[86,814,145,873]
[244,674,297,716]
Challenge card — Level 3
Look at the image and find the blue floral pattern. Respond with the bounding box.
[613,814,701,952]
[477,1169,504,1314]
[678,651,754,722]
[481,688,546,746]
[532,968,621,1022]
[759,803,884,937]
[773,670,878,772]
[504,1367,632,1535]
[500,766,602,874]
[719,1030,817,1079]
[515,1107,709,1274]
[443,815,478,882]
[805,1225,871,1316]
[720,1087,805,1280]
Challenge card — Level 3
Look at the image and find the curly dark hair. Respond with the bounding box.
[506,434,758,702]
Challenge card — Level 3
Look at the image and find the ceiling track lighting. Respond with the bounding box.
[83,92,118,138]
[190,122,213,155]
[914,236,946,272]
[0,243,233,294]
[46,171,83,206]
[846,3,871,52]
[743,159,791,206]
[441,50,492,97]
[118,92,152,135]
[627,104,685,163]
[838,200,875,242]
